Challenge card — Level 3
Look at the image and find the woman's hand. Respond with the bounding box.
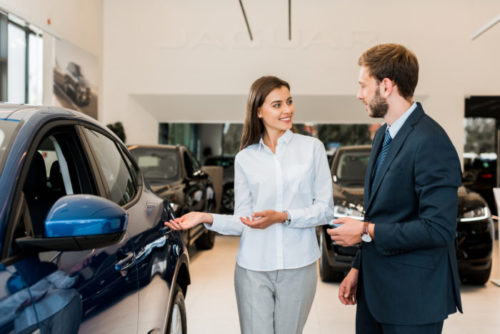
[164,211,213,231]
[240,210,287,229]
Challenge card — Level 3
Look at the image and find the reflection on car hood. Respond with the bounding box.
[333,184,364,208]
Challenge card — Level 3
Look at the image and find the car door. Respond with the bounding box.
[81,127,178,333]
[0,123,140,334]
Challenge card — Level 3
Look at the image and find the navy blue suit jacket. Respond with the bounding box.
[353,103,463,325]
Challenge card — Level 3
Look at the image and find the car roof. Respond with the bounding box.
[0,103,95,123]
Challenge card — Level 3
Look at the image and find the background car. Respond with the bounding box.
[0,104,190,334]
[64,62,91,106]
[318,145,495,285]
[463,154,497,215]
[129,145,217,250]
[204,155,235,214]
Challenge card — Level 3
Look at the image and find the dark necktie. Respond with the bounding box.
[373,130,392,180]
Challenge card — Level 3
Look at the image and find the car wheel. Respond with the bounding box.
[166,285,186,334]
[463,264,492,285]
[319,230,344,282]
[195,230,215,250]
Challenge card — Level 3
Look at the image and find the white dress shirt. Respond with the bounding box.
[387,102,417,138]
[207,130,334,271]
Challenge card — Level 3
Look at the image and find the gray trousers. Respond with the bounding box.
[234,262,317,334]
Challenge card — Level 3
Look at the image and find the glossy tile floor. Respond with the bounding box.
[186,236,500,334]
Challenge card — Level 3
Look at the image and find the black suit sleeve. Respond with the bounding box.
[373,132,462,255]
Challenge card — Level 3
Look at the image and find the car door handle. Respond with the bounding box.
[146,202,157,216]
[114,252,135,276]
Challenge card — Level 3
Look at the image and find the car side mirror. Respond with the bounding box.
[16,195,128,252]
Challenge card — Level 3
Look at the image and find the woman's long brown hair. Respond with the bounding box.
[239,76,290,151]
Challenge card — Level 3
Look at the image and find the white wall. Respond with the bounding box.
[100,0,499,154]
[0,0,102,56]
[0,0,102,111]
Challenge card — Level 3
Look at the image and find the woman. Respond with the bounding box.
[165,76,333,334]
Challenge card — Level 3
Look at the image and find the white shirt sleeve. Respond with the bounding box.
[204,154,251,235]
[287,139,334,228]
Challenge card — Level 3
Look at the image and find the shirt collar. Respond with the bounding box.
[387,102,417,139]
[259,129,293,151]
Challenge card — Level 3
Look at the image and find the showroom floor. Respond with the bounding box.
[186,235,500,334]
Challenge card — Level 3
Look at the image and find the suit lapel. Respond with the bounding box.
[364,104,425,213]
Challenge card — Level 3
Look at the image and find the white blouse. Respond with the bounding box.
[207,130,334,271]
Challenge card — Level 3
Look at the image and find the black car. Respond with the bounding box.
[463,156,497,215]
[204,156,235,213]
[318,145,495,285]
[64,62,91,106]
[129,144,216,250]
[0,104,189,333]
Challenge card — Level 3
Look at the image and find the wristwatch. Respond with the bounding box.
[361,222,372,243]
[283,210,291,225]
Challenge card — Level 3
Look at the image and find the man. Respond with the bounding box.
[328,43,462,333]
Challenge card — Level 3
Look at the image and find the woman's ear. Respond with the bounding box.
[257,107,262,119]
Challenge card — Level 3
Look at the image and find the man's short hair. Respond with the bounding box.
[358,43,419,101]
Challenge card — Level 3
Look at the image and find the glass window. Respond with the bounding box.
[130,148,179,182]
[336,150,370,184]
[28,32,43,105]
[83,128,137,205]
[7,22,26,103]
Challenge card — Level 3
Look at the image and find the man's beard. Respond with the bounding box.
[368,89,388,118]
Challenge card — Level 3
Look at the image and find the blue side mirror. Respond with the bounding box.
[16,195,128,251]
[45,194,128,237]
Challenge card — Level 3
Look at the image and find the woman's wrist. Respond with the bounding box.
[203,212,214,224]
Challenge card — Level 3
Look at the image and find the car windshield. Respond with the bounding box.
[335,150,370,185]
[0,121,21,176]
[130,148,179,183]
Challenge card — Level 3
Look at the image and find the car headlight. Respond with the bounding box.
[459,206,490,222]
[333,204,364,220]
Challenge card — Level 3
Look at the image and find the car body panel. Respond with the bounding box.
[0,104,190,333]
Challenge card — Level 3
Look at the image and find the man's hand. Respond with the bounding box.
[164,212,212,230]
[339,268,359,305]
[240,210,286,229]
[327,217,364,246]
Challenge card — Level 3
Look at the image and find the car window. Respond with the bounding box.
[130,148,179,182]
[83,128,137,206]
[336,151,370,184]
[9,126,97,256]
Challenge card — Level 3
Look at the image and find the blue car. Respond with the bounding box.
[0,104,190,334]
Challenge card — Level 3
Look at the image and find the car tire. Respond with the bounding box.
[166,285,187,334]
[195,230,215,250]
[319,230,344,282]
[464,264,492,285]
